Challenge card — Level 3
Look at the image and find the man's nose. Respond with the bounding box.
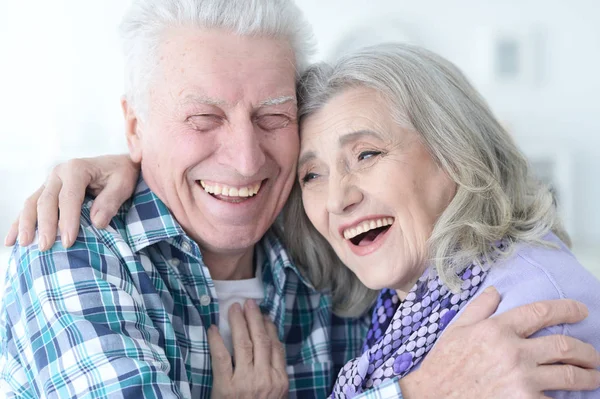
[219,119,266,177]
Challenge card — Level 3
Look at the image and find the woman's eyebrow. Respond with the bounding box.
[338,129,384,147]
[297,151,316,171]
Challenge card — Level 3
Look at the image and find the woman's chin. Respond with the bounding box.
[356,271,394,291]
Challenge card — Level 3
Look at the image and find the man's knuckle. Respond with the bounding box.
[213,351,230,365]
[238,339,254,357]
[474,320,501,341]
[239,338,254,350]
[530,302,552,322]
[65,158,86,171]
[255,376,271,396]
[28,194,42,209]
[274,342,286,356]
[555,335,573,356]
[58,187,80,202]
[563,364,578,387]
[257,332,272,348]
[279,375,289,395]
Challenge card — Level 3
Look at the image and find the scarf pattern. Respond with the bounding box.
[332,242,507,398]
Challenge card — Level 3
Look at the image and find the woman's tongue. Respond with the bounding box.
[352,226,389,246]
[358,229,380,246]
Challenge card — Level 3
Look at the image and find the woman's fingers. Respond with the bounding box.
[207,325,233,391]
[229,302,254,371]
[244,300,275,397]
[244,300,272,373]
[55,160,94,248]
[4,216,19,247]
[87,155,139,227]
[265,315,286,371]
[19,185,45,247]
[265,315,288,398]
[89,177,136,229]
[7,155,140,251]
[214,303,288,399]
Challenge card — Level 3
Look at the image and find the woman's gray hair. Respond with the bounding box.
[283,43,570,318]
[119,0,315,117]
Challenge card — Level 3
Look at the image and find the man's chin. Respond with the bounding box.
[192,225,268,253]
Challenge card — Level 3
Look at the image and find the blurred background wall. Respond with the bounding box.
[1,0,598,278]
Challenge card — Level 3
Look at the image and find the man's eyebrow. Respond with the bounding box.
[297,151,316,170]
[339,129,384,146]
[259,95,296,107]
[180,94,226,106]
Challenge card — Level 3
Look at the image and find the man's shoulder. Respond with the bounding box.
[9,196,134,277]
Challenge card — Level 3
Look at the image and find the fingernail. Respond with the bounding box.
[92,212,105,228]
[231,303,242,313]
[246,299,257,309]
[39,235,47,251]
[4,235,10,247]
[577,302,589,318]
[61,232,71,248]
[483,286,497,295]
[18,232,29,246]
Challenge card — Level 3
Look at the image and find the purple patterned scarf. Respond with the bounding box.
[331,243,507,398]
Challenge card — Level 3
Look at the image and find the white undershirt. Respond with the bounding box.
[212,261,264,355]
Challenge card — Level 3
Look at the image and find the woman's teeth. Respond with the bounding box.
[343,217,394,240]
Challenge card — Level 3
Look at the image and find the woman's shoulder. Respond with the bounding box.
[485,233,600,303]
[480,233,600,343]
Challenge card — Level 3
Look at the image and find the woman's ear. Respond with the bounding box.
[121,96,143,163]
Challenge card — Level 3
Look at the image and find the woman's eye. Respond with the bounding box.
[187,115,222,131]
[301,172,319,183]
[358,150,382,161]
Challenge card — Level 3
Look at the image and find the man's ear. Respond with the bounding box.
[121,96,143,163]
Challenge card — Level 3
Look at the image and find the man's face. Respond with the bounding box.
[125,27,299,256]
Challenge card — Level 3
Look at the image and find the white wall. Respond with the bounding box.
[0,1,598,275]
[0,0,129,238]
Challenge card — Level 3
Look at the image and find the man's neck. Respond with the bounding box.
[202,247,255,281]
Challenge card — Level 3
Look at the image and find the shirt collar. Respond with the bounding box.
[125,178,185,252]
[257,227,316,294]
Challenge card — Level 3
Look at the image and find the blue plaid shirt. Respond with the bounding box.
[0,179,373,398]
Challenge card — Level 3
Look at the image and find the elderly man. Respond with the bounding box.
[3,0,599,398]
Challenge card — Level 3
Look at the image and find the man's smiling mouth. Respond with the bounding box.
[197,180,264,203]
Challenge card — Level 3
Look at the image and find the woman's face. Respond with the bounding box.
[298,87,456,295]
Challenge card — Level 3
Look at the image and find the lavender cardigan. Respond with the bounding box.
[444,233,600,398]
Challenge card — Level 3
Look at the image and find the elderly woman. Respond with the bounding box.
[281,43,600,398]
[6,43,600,398]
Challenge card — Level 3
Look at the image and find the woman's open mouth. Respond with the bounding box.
[343,217,394,252]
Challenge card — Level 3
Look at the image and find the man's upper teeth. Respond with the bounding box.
[200,181,261,197]
[343,218,393,239]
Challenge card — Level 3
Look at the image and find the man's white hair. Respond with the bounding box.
[119,0,315,117]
